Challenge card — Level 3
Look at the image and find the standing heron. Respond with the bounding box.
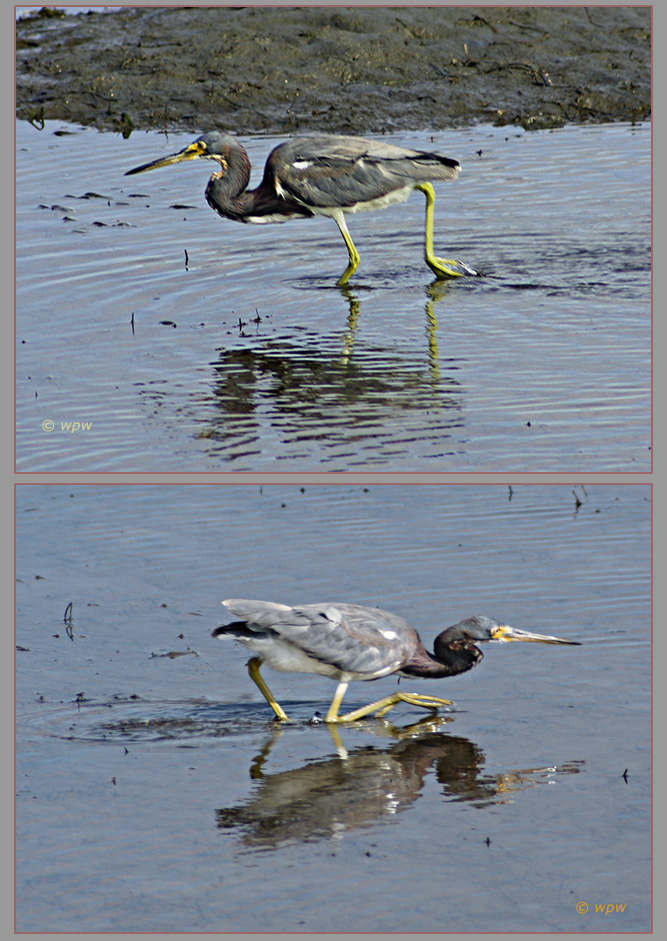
[213,599,580,723]
[125,132,477,285]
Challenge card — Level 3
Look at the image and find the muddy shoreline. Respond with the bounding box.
[17,6,650,136]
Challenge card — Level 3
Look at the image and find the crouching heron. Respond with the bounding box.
[125,132,477,285]
[213,599,580,723]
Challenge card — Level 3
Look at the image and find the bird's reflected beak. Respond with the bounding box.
[125,141,207,176]
[491,625,581,645]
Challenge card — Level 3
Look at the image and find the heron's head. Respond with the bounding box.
[451,616,581,646]
[125,132,240,176]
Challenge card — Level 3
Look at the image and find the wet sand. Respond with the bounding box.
[16,6,650,135]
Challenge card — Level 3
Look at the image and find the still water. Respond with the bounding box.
[16,121,650,471]
[16,484,650,931]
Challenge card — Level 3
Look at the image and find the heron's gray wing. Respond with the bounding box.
[221,599,418,675]
[268,136,459,210]
[222,599,346,639]
[274,603,418,676]
[222,599,293,628]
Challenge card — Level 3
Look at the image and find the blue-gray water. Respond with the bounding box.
[16,484,650,931]
[16,121,650,471]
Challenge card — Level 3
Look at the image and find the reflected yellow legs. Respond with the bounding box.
[247,659,454,723]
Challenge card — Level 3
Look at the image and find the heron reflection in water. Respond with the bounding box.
[213,599,581,722]
[216,724,583,849]
[126,132,478,285]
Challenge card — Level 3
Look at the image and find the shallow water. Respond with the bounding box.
[16,484,650,931]
[16,121,650,471]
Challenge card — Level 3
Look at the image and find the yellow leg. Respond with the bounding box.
[333,213,361,286]
[325,681,350,722]
[325,682,454,724]
[373,691,454,719]
[416,183,477,279]
[247,657,289,721]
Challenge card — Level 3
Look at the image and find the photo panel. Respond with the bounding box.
[16,482,650,932]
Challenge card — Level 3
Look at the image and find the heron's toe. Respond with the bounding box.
[427,256,478,279]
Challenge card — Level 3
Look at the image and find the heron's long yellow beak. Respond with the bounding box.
[125,141,207,176]
[491,626,581,645]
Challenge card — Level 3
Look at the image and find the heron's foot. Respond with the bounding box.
[374,692,455,719]
[426,254,478,279]
[331,691,455,723]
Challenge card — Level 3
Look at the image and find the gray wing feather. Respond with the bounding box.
[268,136,459,210]
[223,598,294,627]
[221,599,418,676]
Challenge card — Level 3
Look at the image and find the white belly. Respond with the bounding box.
[232,634,348,680]
[317,183,415,216]
[230,634,393,683]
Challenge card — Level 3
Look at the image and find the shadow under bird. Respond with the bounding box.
[125,131,478,285]
[213,599,581,723]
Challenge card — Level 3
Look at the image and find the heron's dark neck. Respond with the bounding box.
[204,146,254,221]
[401,630,484,679]
[205,147,313,223]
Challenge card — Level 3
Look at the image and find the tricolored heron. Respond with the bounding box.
[125,132,477,285]
[213,599,580,723]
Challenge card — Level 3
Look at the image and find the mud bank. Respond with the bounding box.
[16,6,650,136]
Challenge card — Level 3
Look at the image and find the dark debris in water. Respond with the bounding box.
[149,649,199,659]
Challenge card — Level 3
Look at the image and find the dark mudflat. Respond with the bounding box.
[16,6,650,135]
